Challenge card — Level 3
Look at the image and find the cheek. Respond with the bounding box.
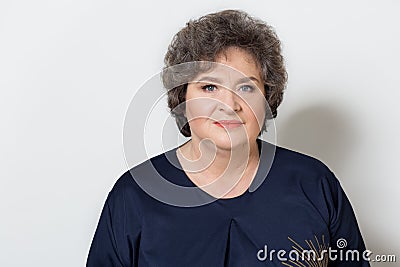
[185,97,216,121]
[243,99,267,128]
[187,118,208,135]
[254,102,267,124]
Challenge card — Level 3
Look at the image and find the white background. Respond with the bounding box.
[1,0,399,266]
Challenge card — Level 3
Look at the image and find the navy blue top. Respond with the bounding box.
[87,139,370,266]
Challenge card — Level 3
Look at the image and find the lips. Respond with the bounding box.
[213,120,244,129]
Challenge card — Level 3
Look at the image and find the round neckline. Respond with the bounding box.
[170,139,263,202]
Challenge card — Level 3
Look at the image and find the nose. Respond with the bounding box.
[218,88,241,113]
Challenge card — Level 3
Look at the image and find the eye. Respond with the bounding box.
[238,85,255,92]
[201,84,217,92]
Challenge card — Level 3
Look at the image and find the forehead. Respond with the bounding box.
[214,47,262,80]
[216,47,257,64]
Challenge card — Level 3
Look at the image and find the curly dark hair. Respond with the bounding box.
[163,9,287,137]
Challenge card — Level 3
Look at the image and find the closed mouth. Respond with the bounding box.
[213,120,244,129]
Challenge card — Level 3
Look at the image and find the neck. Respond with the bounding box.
[178,137,260,183]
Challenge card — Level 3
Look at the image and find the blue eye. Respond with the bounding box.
[238,85,254,92]
[201,84,217,92]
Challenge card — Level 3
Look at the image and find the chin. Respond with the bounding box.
[211,134,252,151]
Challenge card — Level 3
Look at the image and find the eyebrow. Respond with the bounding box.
[193,76,261,85]
[194,76,222,84]
[237,76,261,85]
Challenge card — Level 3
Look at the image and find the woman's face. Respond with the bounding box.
[185,47,266,150]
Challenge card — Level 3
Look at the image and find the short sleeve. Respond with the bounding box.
[324,170,370,267]
[86,174,142,267]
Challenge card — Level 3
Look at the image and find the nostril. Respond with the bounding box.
[218,103,240,114]
[217,91,241,112]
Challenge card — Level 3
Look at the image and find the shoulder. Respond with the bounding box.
[113,150,169,189]
[262,143,341,198]
[272,144,337,182]
[268,144,345,224]
[274,145,331,173]
[107,151,173,206]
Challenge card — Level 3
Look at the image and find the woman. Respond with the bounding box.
[87,10,369,266]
